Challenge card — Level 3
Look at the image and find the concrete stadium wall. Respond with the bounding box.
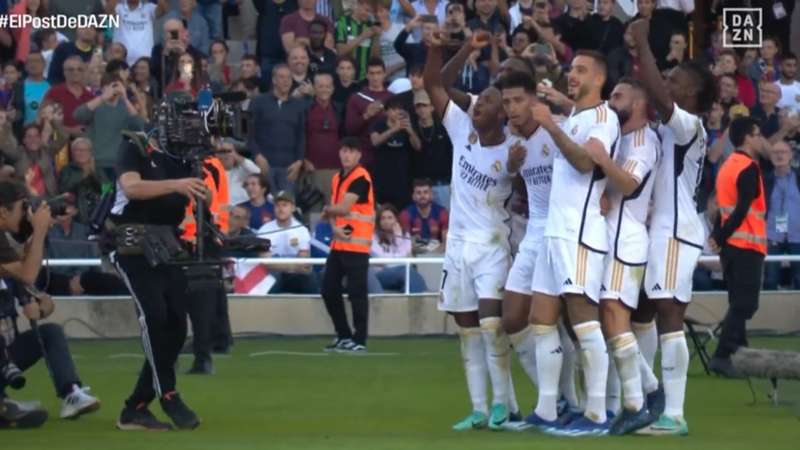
[21,292,800,339]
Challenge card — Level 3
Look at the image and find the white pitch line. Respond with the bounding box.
[108,353,143,359]
[249,350,401,357]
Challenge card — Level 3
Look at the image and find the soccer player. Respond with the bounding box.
[424,32,523,431]
[495,71,555,398]
[527,50,620,436]
[591,78,660,435]
[629,19,717,436]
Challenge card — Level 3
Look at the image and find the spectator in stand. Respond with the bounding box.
[332,56,360,110]
[248,64,307,192]
[747,36,781,84]
[150,19,205,96]
[280,0,335,54]
[131,57,158,115]
[305,72,342,204]
[713,49,756,108]
[239,54,268,93]
[166,0,212,57]
[409,90,452,207]
[369,204,428,293]
[508,0,535,31]
[74,74,146,179]
[105,59,150,121]
[408,0,448,25]
[335,0,381,81]
[108,0,168,65]
[400,178,448,254]
[0,62,19,110]
[308,19,339,76]
[13,119,67,197]
[42,57,94,137]
[10,53,48,128]
[208,40,233,89]
[165,52,207,98]
[718,74,744,117]
[345,57,393,169]
[467,0,508,34]
[375,1,406,81]
[442,1,471,42]
[107,42,129,64]
[370,96,421,209]
[258,191,319,294]
[706,101,727,149]
[764,141,800,290]
[288,46,314,98]
[224,205,258,257]
[393,14,435,76]
[608,25,639,88]
[254,0,298,86]
[58,137,110,225]
[510,26,535,58]
[9,0,46,64]
[48,27,98,84]
[0,110,16,178]
[239,173,275,230]
[750,82,784,140]
[33,29,60,77]
[517,0,572,64]
[775,53,799,115]
[583,0,624,54]
[662,31,688,72]
[553,0,590,51]
[196,0,224,41]
[216,137,260,206]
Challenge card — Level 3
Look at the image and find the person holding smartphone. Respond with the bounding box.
[369,97,421,209]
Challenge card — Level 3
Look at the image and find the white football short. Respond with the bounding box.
[600,256,647,309]
[644,236,702,303]
[439,237,511,312]
[531,237,605,302]
[504,232,544,296]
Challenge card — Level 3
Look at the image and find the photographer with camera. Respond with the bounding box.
[0,181,100,428]
[108,129,208,431]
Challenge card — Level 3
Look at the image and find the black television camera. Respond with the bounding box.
[154,91,248,152]
[0,291,24,390]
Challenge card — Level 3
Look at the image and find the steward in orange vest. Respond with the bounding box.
[180,156,230,243]
[320,138,375,352]
[709,117,767,375]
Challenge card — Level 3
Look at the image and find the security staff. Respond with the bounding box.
[180,152,230,375]
[708,116,767,378]
[320,137,375,353]
[110,131,207,431]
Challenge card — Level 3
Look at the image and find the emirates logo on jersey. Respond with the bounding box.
[469,131,478,144]
[571,125,578,136]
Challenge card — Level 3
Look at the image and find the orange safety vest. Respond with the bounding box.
[716,151,767,254]
[330,165,375,253]
[181,157,230,242]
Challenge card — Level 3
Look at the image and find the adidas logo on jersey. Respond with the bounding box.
[652,283,662,291]
[550,346,563,355]
[600,284,607,292]
[563,278,573,286]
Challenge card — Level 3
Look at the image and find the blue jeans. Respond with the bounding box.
[370,266,428,294]
[763,241,800,290]
[197,2,223,40]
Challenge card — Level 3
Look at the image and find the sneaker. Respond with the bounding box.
[60,385,101,419]
[524,411,562,432]
[333,339,357,353]
[546,416,610,437]
[609,406,653,435]
[556,408,584,427]
[0,398,48,429]
[160,392,200,430]
[646,386,665,420]
[452,411,489,431]
[186,357,214,375]
[635,414,689,436]
[488,403,509,430]
[348,344,367,353]
[117,403,173,431]
[324,338,354,352]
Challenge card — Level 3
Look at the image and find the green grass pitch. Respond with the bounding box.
[4,336,799,449]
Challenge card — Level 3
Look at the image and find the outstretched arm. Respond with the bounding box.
[629,19,674,121]
[423,38,451,119]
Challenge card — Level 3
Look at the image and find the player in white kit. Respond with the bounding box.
[494,71,557,408]
[526,50,620,436]
[424,32,523,431]
[588,78,661,435]
[629,19,718,436]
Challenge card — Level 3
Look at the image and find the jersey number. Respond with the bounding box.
[440,269,448,292]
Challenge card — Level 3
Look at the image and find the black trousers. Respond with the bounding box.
[715,245,765,359]
[321,250,369,345]
[0,323,80,398]
[113,253,189,405]
[187,286,231,359]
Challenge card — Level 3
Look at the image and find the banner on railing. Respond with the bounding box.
[232,261,275,295]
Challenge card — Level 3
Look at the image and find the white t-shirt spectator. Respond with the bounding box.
[226,158,261,206]
[776,80,800,114]
[413,0,447,25]
[657,0,694,13]
[114,1,158,65]
[258,218,311,257]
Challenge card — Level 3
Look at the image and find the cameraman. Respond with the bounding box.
[0,182,99,427]
[109,131,207,431]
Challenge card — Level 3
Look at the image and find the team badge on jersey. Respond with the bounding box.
[542,144,550,156]
[571,125,579,136]
[492,161,502,173]
[469,131,478,144]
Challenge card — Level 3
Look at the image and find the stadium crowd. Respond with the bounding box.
[0,0,796,298]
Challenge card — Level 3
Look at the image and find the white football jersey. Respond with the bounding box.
[545,102,620,252]
[443,100,514,245]
[649,103,708,248]
[606,126,660,265]
[508,126,555,234]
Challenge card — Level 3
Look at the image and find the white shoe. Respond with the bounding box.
[60,385,100,419]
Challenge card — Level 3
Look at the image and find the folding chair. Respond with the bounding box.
[684,317,721,375]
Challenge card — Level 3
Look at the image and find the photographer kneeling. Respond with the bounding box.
[0,182,100,428]
[109,131,207,431]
